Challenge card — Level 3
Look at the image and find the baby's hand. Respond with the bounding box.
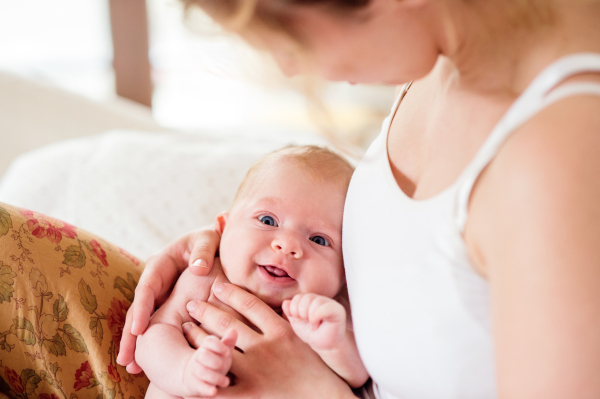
[282,294,346,351]
[182,328,237,397]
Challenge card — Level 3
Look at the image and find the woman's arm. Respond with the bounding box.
[466,96,600,399]
[184,283,357,399]
[117,226,221,372]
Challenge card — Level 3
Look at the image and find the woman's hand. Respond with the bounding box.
[116,226,221,373]
[183,283,356,399]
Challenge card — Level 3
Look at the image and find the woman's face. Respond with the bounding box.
[246,0,443,85]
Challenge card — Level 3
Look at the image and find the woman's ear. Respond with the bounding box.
[215,212,229,236]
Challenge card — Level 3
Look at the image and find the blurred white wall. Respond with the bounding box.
[0,0,396,149]
[0,0,115,100]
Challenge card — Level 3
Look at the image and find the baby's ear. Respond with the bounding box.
[215,212,229,236]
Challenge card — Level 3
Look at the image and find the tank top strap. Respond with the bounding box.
[455,53,600,232]
[543,82,600,106]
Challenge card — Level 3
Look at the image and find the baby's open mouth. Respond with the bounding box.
[261,265,291,279]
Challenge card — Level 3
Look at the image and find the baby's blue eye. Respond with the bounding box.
[310,236,329,246]
[259,215,278,227]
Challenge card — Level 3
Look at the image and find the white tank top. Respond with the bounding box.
[342,53,600,399]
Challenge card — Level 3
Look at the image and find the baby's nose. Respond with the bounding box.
[271,236,303,259]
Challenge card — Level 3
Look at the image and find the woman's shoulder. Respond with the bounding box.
[465,86,600,275]
[503,87,600,182]
[491,71,600,181]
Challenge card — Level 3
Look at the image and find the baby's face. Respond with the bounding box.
[218,159,346,309]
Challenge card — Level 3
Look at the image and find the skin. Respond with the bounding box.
[136,263,236,398]
[219,158,346,310]
[282,292,369,387]
[135,157,366,398]
[119,0,600,397]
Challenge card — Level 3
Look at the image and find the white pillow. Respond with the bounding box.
[0,129,334,259]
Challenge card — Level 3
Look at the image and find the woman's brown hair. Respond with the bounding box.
[181,0,370,32]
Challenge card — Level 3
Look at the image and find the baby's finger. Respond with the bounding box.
[289,294,303,318]
[281,299,292,319]
[189,380,218,398]
[183,322,209,349]
[199,346,229,371]
[221,329,237,349]
[307,295,330,321]
[196,368,231,389]
[297,293,317,320]
[311,299,345,325]
[125,359,143,374]
[201,335,231,356]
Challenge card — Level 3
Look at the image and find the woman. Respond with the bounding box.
[117,0,600,398]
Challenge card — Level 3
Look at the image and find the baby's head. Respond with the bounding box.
[215,145,354,309]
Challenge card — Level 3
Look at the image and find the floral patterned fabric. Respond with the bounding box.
[0,202,150,399]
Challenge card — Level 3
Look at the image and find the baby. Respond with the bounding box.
[135,145,369,398]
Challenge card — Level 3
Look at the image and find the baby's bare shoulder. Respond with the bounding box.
[149,260,223,328]
[171,261,222,300]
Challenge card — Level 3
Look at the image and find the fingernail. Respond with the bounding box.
[192,259,208,268]
[213,282,225,294]
[187,301,198,312]
[182,322,193,333]
[131,322,137,335]
[116,353,124,365]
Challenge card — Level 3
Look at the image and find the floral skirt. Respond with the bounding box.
[0,203,150,399]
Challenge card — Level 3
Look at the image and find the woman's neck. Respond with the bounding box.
[438,1,600,97]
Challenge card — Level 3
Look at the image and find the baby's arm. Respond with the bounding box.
[135,263,235,398]
[282,294,369,388]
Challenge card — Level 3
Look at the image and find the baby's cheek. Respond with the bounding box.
[218,241,249,284]
[303,269,343,299]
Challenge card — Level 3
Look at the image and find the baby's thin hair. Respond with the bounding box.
[232,145,354,207]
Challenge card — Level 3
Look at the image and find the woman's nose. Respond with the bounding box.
[271,235,303,259]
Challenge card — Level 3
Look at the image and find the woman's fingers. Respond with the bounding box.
[131,281,159,335]
[130,252,181,336]
[211,383,246,398]
[211,283,290,339]
[130,226,220,336]
[115,226,220,375]
[212,331,353,399]
[183,321,209,349]
[116,306,138,366]
[188,228,221,276]
[186,300,261,350]
[185,285,354,398]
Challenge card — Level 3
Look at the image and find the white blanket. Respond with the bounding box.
[0,129,335,259]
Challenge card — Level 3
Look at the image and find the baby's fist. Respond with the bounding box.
[183,328,237,397]
[282,294,346,351]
